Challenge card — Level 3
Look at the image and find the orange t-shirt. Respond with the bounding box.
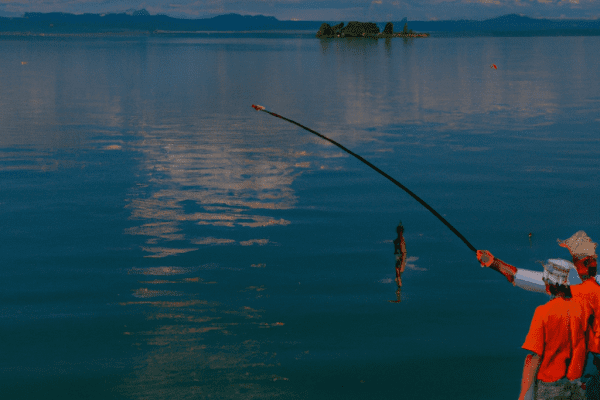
[522,296,587,382]
[571,279,600,354]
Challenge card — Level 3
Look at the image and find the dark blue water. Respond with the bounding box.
[1,33,599,399]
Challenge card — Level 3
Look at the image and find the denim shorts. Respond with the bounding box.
[536,378,586,400]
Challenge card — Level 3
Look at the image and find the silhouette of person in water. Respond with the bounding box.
[393,221,407,287]
[390,222,407,303]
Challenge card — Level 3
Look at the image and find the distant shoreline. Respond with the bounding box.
[3,30,600,39]
[2,12,600,35]
[3,30,600,38]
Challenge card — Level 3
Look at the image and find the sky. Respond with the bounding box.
[1,0,599,21]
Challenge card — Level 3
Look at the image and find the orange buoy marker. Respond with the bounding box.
[491,64,497,69]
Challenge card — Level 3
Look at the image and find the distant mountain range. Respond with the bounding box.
[409,14,600,33]
[1,11,600,34]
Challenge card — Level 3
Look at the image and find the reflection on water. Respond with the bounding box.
[111,60,314,394]
[112,103,312,396]
[124,137,303,254]
[390,287,402,303]
[314,36,600,139]
[119,263,290,399]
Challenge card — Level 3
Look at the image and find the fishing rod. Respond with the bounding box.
[251,104,477,253]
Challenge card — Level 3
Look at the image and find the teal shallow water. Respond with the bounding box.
[1,34,599,399]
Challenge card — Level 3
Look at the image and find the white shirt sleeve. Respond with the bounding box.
[512,267,586,293]
[513,269,546,293]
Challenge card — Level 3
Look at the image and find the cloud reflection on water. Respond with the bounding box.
[315,37,600,142]
[117,88,306,396]
[124,136,302,254]
[119,264,290,399]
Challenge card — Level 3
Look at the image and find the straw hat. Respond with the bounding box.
[558,231,598,259]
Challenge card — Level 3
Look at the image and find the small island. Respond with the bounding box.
[316,21,429,38]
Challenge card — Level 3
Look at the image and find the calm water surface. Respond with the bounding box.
[1,33,599,399]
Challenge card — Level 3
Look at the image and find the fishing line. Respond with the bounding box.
[252,104,477,253]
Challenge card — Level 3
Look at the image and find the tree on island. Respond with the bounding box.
[315,19,428,38]
[383,22,393,35]
[340,21,380,37]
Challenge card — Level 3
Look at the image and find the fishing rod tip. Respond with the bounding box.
[252,104,265,111]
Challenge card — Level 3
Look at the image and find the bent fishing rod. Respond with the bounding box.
[251,104,477,253]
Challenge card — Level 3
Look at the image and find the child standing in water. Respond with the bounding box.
[393,221,407,287]
[389,222,407,303]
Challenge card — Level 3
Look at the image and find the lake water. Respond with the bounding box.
[1,32,599,399]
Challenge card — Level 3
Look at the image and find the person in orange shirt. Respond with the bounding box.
[478,232,600,397]
[518,259,588,400]
[560,231,600,399]
[476,231,597,295]
[560,232,600,352]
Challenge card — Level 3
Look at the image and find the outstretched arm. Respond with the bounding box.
[477,250,518,284]
[477,250,548,293]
